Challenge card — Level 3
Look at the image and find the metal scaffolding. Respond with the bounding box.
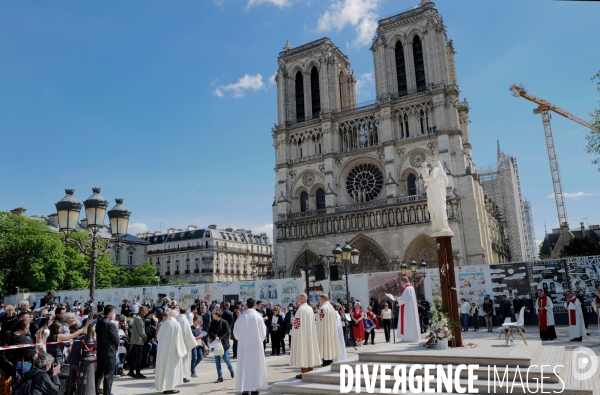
[480,142,534,262]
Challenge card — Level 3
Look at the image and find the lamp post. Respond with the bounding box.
[156,276,160,287]
[55,188,130,308]
[399,259,428,284]
[317,254,338,300]
[332,242,359,311]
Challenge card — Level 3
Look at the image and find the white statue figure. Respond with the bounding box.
[416,174,425,194]
[420,158,453,237]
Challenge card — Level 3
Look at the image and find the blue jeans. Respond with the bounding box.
[461,313,469,330]
[129,344,144,375]
[190,347,203,374]
[214,348,233,378]
[115,354,121,375]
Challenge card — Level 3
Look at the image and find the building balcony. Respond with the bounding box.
[175,271,180,275]
[165,271,171,276]
[185,270,190,274]
[195,258,200,261]
[275,195,460,241]
[216,269,220,273]
[201,268,212,273]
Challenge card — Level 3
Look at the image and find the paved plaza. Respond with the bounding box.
[111,325,600,395]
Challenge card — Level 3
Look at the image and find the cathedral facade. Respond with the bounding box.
[272,1,501,276]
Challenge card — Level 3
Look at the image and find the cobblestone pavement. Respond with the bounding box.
[111,324,599,394]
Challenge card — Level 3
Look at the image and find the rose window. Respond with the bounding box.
[345,163,384,203]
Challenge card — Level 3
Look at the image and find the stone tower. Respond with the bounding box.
[272,1,499,276]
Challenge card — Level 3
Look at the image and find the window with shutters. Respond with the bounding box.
[395,41,407,96]
[413,36,426,92]
[310,67,320,118]
[295,71,305,122]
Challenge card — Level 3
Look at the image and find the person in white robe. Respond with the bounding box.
[593,286,600,343]
[290,293,321,379]
[233,298,268,395]
[316,294,341,367]
[564,290,585,341]
[155,310,187,394]
[535,289,557,340]
[395,277,420,342]
[332,309,347,363]
[177,313,200,381]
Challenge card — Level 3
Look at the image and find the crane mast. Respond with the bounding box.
[510,84,595,227]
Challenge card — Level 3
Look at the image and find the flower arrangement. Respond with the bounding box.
[423,298,453,349]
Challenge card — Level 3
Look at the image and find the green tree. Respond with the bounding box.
[59,230,131,290]
[585,70,600,170]
[0,212,66,293]
[129,261,157,286]
[560,236,600,258]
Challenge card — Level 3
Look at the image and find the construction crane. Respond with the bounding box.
[510,84,595,226]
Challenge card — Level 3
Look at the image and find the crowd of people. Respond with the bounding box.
[0,282,597,395]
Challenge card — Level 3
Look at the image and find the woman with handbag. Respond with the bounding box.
[190,315,207,378]
[207,309,234,383]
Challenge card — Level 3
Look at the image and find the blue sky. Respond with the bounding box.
[1,0,599,247]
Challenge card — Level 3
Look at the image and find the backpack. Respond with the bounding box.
[12,375,33,395]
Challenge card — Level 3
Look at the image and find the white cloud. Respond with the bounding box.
[254,223,273,234]
[268,71,277,86]
[316,0,380,47]
[355,71,374,96]
[254,223,274,241]
[547,191,593,199]
[247,0,290,9]
[128,222,149,235]
[213,74,265,98]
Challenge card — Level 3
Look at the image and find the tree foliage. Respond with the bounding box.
[0,212,150,293]
[585,70,600,170]
[560,236,600,258]
[129,261,157,286]
[0,212,66,293]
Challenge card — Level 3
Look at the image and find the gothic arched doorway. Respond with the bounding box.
[289,248,321,278]
[403,234,437,268]
[346,234,390,273]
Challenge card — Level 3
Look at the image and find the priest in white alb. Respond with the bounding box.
[395,277,420,342]
[564,290,585,341]
[177,311,199,382]
[536,289,556,340]
[333,306,347,363]
[316,294,340,367]
[290,293,321,380]
[233,297,268,395]
[155,309,186,394]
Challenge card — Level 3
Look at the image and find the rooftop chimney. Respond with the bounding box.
[48,213,58,227]
[188,225,198,231]
[208,225,217,229]
[10,207,26,216]
[154,231,162,235]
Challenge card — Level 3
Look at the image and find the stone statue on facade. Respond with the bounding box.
[419,158,453,237]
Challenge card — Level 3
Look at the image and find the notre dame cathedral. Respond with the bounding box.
[272,0,504,276]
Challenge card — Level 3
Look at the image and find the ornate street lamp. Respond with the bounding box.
[332,242,359,311]
[107,198,131,239]
[55,189,82,237]
[400,258,428,283]
[55,188,131,308]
